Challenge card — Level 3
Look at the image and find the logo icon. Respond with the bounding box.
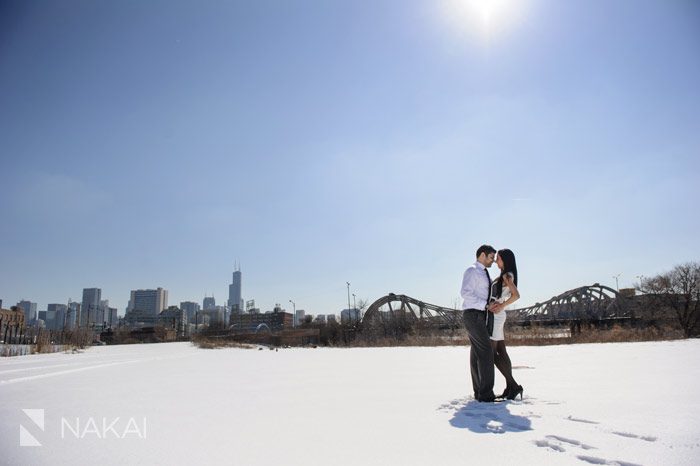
[19,409,44,447]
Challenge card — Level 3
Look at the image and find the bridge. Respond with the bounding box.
[508,283,632,323]
[360,284,633,333]
[361,294,462,331]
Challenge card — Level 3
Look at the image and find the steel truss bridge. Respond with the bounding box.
[360,284,632,331]
[361,294,462,331]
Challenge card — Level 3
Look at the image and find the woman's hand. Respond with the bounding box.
[488,302,504,313]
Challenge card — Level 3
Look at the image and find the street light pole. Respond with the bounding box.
[346,282,352,322]
[613,273,622,291]
[289,300,296,328]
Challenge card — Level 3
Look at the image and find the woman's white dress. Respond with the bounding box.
[490,272,514,341]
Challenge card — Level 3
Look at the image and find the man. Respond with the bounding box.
[461,244,497,402]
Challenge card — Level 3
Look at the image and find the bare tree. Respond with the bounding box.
[636,262,700,338]
[356,298,369,313]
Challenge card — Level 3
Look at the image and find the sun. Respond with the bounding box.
[470,0,509,29]
[441,0,528,40]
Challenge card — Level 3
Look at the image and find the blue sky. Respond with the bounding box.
[1,0,698,316]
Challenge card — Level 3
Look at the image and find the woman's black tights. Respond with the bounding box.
[491,340,517,390]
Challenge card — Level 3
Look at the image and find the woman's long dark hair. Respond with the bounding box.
[494,249,518,299]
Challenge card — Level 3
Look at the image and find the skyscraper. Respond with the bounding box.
[203,296,216,311]
[47,303,68,330]
[129,288,168,316]
[107,307,118,328]
[17,300,37,324]
[81,288,102,327]
[67,301,80,329]
[228,266,242,313]
[180,301,200,324]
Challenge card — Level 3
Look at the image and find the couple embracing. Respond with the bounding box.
[460,244,522,402]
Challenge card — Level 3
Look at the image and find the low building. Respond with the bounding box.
[1,306,26,329]
[123,309,157,327]
[159,306,186,337]
[232,328,320,346]
[275,328,320,346]
[229,310,293,332]
[1,307,26,345]
[341,308,360,323]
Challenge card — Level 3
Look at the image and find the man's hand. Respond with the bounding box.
[488,302,504,314]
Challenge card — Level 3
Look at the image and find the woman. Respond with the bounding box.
[487,248,523,400]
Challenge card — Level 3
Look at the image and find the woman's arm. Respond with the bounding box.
[501,273,520,307]
[490,273,520,312]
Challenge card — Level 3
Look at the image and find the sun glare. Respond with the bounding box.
[442,0,527,40]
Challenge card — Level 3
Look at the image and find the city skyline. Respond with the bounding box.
[0,259,670,318]
[1,1,698,316]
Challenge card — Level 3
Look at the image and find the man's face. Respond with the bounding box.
[485,252,496,267]
[479,252,496,267]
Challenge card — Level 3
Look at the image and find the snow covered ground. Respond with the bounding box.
[1,340,699,466]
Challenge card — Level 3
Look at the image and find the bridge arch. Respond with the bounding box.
[361,293,461,335]
[254,323,271,334]
[359,284,632,333]
[509,283,629,322]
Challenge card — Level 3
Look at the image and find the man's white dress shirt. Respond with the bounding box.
[460,261,490,310]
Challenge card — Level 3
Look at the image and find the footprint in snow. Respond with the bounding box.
[611,431,657,442]
[546,435,596,450]
[534,436,640,465]
[534,438,567,452]
[566,415,600,424]
[533,435,596,453]
[575,455,642,466]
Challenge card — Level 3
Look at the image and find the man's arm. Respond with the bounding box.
[460,268,477,301]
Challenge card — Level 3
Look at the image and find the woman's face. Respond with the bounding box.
[496,254,504,270]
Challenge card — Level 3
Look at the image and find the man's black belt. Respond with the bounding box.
[464,308,486,313]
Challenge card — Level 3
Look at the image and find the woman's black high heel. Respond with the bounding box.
[507,385,524,401]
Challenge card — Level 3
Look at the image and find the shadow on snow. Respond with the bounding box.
[448,400,533,434]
